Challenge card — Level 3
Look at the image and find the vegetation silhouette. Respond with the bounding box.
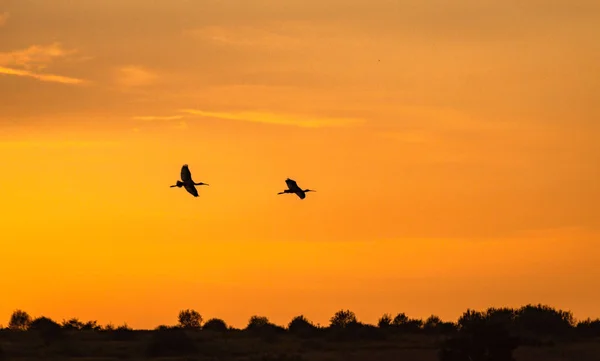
[1,304,599,360]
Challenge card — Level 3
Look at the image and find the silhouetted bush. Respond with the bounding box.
[8,309,31,330]
[329,310,357,329]
[246,315,286,342]
[575,318,600,337]
[178,308,202,329]
[145,326,198,357]
[377,313,393,328]
[203,318,228,332]
[61,318,84,330]
[391,312,423,332]
[514,304,575,336]
[81,320,101,331]
[458,309,486,333]
[111,323,136,341]
[288,315,318,338]
[247,315,271,330]
[29,316,65,344]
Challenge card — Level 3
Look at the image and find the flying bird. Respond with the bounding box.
[170,164,209,197]
[277,178,315,200]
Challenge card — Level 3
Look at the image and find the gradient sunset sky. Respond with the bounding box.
[1,0,599,329]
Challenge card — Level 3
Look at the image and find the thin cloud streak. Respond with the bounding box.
[0,66,85,85]
[114,66,158,88]
[132,115,185,121]
[179,109,363,128]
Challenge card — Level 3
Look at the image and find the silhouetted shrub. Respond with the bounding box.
[391,312,423,332]
[576,318,600,337]
[29,316,65,344]
[178,309,202,329]
[424,315,442,333]
[515,304,574,336]
[246,315,285,342]
[8,309,31,330]
[288,315,318,338]
[485,308,516,329]
[377,313,393,328]
[457,309,486,333]
[61,318,84,330]
[247,315,271,330]
[203,318,228,332]
[111,323,136,341]
[329,310,357,329]
[145,326,198,357]
[81,320,101,331]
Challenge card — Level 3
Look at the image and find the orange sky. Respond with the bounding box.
[1,0,599,329]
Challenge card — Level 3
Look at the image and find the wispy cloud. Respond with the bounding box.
[0,42,86,85]
[185,25,300,49]
[0,66,85,84]
[0,42,77,71]
[179,109,362,128]
[114,66,157,87]
[132,115,184,121]
[0,12,9,27]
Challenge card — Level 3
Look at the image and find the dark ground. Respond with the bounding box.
[1,328,599,361]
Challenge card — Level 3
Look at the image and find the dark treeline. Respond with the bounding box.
[1,304,600,360]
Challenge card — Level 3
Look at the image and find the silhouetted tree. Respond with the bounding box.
[247,315,270,330]
[392,312,408,326]
[576,318,600,337]
[288,315,318,337]
[329,310,357,329]
[203,318,228,332]
[458,309,486,333]
[8,309,31,330]
[146,326,197,357]
[391,312,423,332]
[82,320,101,331]
[61,318,84,330]
[29,316,65,344]
[103,323,115,331]
[514,304,574,335]
[484,307,516,328]
[111,323,136,341]
[377,313,393,328]
[178,309,202,329]
[424,315,443,333]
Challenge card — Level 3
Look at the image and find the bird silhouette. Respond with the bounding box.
[170,164,209,197]
[277,178,315,199]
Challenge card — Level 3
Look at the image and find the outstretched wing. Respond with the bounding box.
[181,164,192,182]
[184,183,199,197]
[296,190,306,199]
[285,178,298,190]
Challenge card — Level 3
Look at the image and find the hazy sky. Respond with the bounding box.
[1,0,599,329]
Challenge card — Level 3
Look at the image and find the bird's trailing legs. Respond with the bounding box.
[170,181,184,188]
